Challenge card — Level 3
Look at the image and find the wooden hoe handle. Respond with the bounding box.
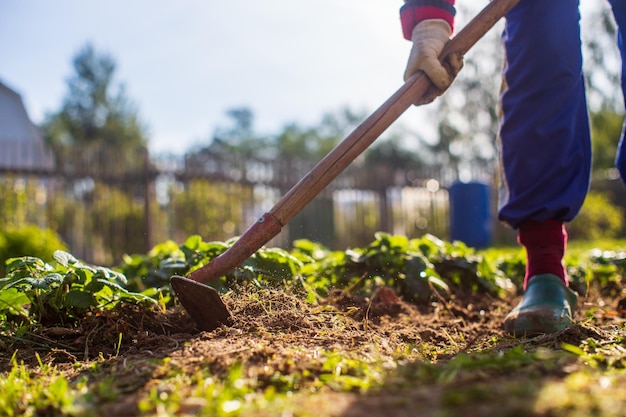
[186,0,520,285]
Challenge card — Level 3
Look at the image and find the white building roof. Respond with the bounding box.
[0,80,55,171]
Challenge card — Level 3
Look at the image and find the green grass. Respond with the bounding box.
[0,353,90,417]
[3,325,626,416]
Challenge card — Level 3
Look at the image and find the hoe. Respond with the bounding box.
[171,0,521,331]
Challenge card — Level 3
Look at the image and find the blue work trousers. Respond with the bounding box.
[498,0,626,228]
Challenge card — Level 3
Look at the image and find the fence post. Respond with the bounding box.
[143,147,153,253]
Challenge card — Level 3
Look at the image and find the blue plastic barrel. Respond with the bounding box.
[449,181,492,248]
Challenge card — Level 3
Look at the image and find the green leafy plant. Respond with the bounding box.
[0,250,158,325]
[294,233,513,301]
[120,239,187,291]
[120,235,305,295]
[118,232,516,307]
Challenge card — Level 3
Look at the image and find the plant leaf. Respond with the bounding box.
[5,257,49,274]
[53,250,78,267]
[65,290,96,309]
[0,287,30,317]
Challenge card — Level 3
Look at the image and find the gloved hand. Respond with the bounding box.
[404,19,452,85]
[404,19,462,104]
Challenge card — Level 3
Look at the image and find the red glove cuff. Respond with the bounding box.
[400,0,456,40]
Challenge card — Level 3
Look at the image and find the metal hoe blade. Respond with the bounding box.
[170,275,233,331]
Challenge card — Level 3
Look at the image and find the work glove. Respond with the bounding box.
[404,19,463,104]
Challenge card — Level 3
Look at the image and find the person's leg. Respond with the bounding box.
[499,0,590,230]
[499,0,587,335]
[608,0,626,181]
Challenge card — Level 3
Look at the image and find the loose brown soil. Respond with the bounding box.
[2,284,624,416]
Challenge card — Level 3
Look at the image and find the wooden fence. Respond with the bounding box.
[0,144,495,265]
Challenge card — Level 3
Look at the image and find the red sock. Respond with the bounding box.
[517,219,567,290]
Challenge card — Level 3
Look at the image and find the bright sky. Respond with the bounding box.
[0,0,436,155]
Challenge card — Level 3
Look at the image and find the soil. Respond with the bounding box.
[2,284,623,416]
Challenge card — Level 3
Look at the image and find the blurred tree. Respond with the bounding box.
[581,6,624,178]
[582,6,622,113]
[590,111,624,175]
[274,124,315,158]
[39,43,152,262]
[42,43,147,153]
[364,134,424,171]
[275,107,365,160]
[568,191,624,240]
[188,106,366,166]
[186,107,271,168]
[208,107,271,159]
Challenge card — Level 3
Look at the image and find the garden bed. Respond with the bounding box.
[2,235,626,416]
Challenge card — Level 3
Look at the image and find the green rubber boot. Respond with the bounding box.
[503,274,578,336]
